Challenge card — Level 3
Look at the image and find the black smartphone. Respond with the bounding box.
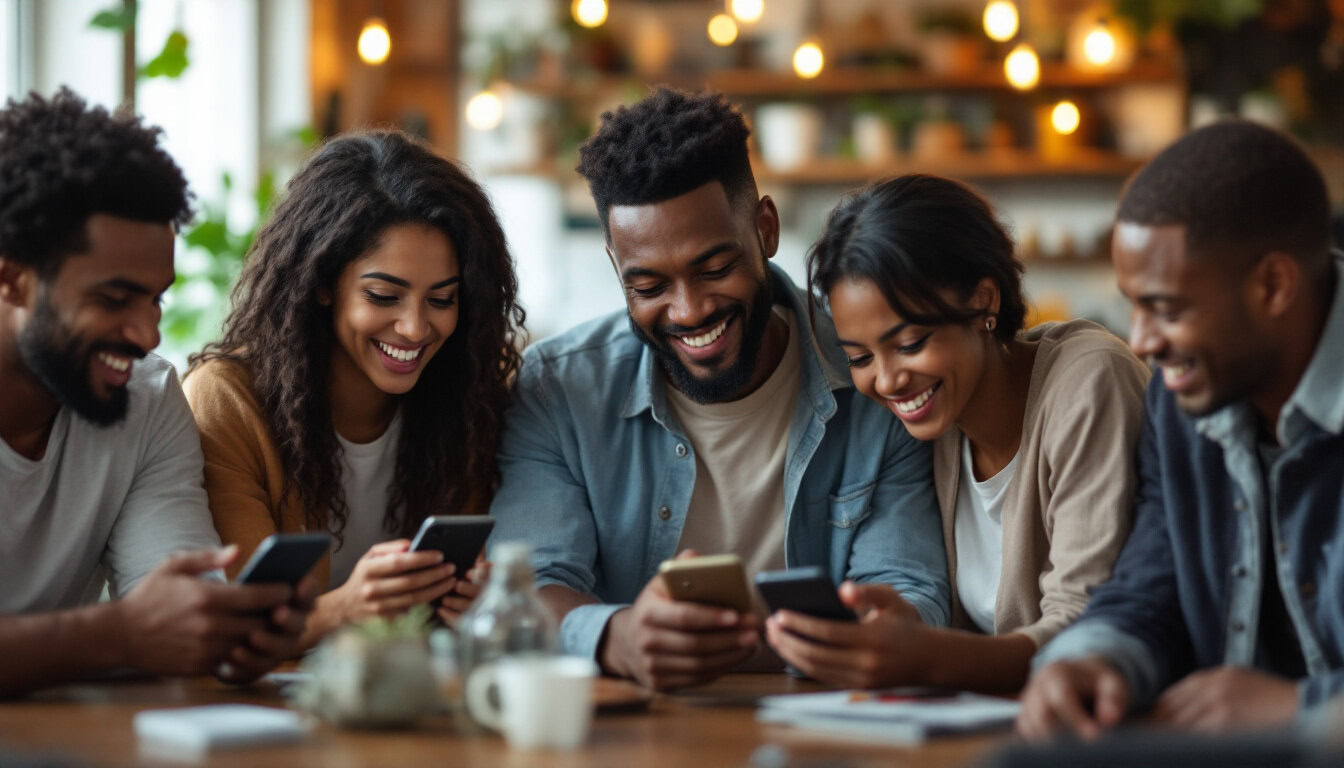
[234,533,331,586]
[754,566,857,622]
[408,515,495,578]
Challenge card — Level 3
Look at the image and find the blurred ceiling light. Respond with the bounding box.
[730,0,764,24]
[982,1,1019,43]
[708,14,739,46]
[357,17,391,65]
[1004,43,1040,90]
[793,41,824,79]
[1051,100,1081,134]
[465,90,504,132]
[1083,21,1117,67]
[572,0,608,28]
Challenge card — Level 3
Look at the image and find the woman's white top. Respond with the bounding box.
[953,435,1018,634]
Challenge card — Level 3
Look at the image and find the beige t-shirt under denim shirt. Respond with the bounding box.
[667,306,800,617]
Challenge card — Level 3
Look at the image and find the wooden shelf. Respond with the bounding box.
[752,151,1146,185]
[508,61,1179,100]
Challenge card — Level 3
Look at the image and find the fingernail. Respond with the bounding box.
[720,611,738,625]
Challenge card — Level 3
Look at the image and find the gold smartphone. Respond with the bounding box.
[657,554,753,614]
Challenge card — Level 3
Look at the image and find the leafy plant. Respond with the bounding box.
[1113,0,1264,34]
[89,3,190,81]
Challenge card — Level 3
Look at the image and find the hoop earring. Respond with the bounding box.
[984,316,997,332]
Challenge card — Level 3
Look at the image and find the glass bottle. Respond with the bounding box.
[456,541,558,684]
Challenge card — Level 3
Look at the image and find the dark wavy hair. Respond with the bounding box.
[0,87,191,277]
[575,87,756,231]
[807,174,1025,344]
[190,131,525,543]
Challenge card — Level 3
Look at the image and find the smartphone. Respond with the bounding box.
[408,515,495,578]
[658,554,754,614]
[234,533,331,586]
[754,566,857,622]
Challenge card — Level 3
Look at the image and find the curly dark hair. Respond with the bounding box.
[0,87,191,276]
[1118,119,1332,273]
[575,87,756,230]
[190,131,525,543]
[807,175,1026,344]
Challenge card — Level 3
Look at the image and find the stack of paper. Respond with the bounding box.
[756,688,1020,745]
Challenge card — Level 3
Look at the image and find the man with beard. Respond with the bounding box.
[0,89,315,696]
[1017,121,1344,738]
[489,88,947,689]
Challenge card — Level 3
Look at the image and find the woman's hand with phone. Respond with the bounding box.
[436,557,490,625]
[318,539,458,627]
[764,581,930,689]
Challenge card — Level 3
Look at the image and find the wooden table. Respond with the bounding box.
[0,674,1012,767]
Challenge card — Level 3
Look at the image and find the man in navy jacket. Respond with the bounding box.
[1018,120,1344,738]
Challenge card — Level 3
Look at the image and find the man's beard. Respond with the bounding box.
[630,274,775,405]
[16,293,142,426]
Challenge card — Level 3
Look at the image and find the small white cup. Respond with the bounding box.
[465,655,598,749]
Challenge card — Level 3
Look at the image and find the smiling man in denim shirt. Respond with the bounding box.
[1018,121,1344,737]
[488,88,948,690]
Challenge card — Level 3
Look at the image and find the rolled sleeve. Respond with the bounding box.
[555,600,630,660]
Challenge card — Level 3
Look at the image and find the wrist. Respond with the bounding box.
[90,600,133,671]
[597,608,631,677]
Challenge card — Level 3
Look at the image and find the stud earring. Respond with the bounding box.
[984,316,997,332]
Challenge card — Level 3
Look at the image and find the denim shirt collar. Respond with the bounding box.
[620,263,852,424]
[1195,251,1344,449]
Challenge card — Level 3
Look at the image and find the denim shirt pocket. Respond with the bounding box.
[826,482,877,529]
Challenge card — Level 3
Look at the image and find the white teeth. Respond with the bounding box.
[1161,362,1192,382]
[376,341,423,363]
[893,385,935,414]
[679,319,728,349]
[97,352,131,373]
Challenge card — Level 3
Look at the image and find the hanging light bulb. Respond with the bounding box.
[1051,100,1081,135]
[982,1,1019,43]
[730,0,764,24]
[357,17,391,65]
[1083,20,1117,67]
[1004,43,1040,90]
[465,89,504,132]
[572,0,608,28]
[793,41,824,79]
[708,14,739,46]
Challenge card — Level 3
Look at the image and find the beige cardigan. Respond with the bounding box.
[935,320,1150,648]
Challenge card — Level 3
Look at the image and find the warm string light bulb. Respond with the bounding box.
[982,1,1019,43]
[1051,100,1080,135]
[1083,22,1117,67]
[730,0,764,24]
[1004,43,1040,90]
[793,41,824,79]
[357,17,391,65]
[465,90,504,131]
[572,0,608,28]
[708,14,739,46]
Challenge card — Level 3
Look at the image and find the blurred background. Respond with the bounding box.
[3,0,1342,368]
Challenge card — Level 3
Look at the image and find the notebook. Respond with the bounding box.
[133,704,309,752]
[756,688,1020,745]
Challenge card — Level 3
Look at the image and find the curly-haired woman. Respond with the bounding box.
[184,131,525,649]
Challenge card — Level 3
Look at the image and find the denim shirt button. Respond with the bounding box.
[658,506,672,521]
[1234,499,1247,512]
[675,443,688,458]
[1301,581,1317,597]
[1232,620,1246,632]
[1233,564,1249,578]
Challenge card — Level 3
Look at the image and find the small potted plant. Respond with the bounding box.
[289,606,441,729]
[915,8,984,76]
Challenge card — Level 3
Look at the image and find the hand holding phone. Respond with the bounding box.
[408,515,494,579]
[657,553,754,614]
[754,567,857,622]
[234,533,331,586]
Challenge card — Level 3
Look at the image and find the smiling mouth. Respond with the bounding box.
[374,340,425,363]
[676,318,730,349]
[891,382,941,414]
[96,351,132,374]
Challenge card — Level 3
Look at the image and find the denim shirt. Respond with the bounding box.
[1036,253,1344,720]
[489,265,950,659]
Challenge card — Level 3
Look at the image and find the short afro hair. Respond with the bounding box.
[576,87,756,231]
[1117,120,1331,272]
[0,87,192,277]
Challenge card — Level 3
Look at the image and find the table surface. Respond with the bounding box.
[0,673,1013,768]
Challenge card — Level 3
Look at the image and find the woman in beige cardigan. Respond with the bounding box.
[184,131,525,651]
[766,175,1150,693]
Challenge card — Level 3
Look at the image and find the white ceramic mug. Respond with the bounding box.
[465,655,598,749]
